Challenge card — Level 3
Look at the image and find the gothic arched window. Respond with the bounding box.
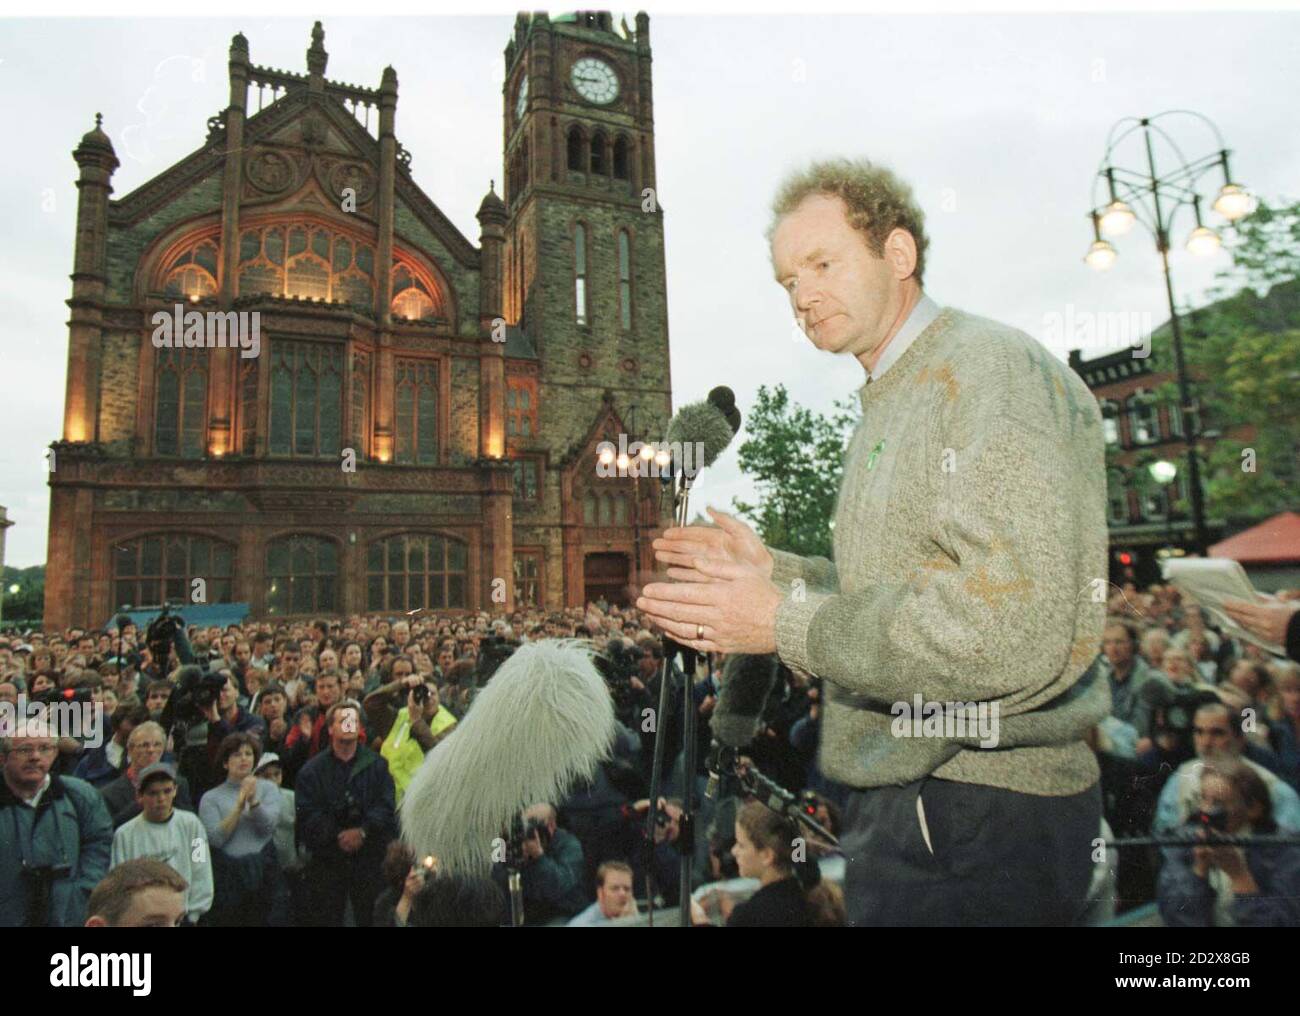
[266,534,338,615]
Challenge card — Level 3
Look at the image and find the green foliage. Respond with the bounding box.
[1143,198,1300,524]
[1,565,45,628]
[732,384,859,558]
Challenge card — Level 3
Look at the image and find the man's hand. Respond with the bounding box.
[638,558,782,655]
[1222,596,1298,648]
[338,828,365,854]
[297,712,314,740]
[522,831,544,861]
[652,507,774,581]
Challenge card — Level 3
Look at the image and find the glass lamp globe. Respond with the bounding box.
[1099,200,1136,237]
[1085,240,1117,271]
[1213,183,1253,221]
[1186,226,1222,257]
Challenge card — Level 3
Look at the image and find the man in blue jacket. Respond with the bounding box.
[1,725,113,926]
[295,701,397,927]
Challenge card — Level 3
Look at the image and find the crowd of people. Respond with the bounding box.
[2,581,1298,927]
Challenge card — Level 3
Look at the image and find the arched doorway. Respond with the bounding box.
[583,552,630,607]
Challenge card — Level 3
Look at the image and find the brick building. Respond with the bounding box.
[1067,342,1245,586]
[46,13,673,629]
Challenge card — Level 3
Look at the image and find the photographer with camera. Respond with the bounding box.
[1154,700,1300,836]
[295,701,397,926]
[0,719,114,927]
[492,802,588,925]
[1158,756,1300,926]
[365,661,457,807]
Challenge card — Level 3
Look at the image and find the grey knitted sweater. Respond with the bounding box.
[772,307,1111,795]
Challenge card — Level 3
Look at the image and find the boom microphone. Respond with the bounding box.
[710,652,781,748]
[401,639,617,876]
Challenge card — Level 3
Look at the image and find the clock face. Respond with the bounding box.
[570,57,619,104]
[515,74,529,119]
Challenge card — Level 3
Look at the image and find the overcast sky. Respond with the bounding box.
[1,12,1297,566]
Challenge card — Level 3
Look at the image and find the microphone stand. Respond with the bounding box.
[643,467,705,927]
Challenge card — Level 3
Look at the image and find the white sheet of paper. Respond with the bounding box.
[1159,558,1285,656]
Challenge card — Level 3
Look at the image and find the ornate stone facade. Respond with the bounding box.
[46,14,672,627]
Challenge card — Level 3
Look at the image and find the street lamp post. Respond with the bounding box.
[1148,459,1178,554]
[1085,111,1254,556]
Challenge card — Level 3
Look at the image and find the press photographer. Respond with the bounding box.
[491,802,588,925]
[1158,756,1300,926]
[364,662,457,807]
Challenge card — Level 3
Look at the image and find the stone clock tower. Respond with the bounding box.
[501,11,673,607]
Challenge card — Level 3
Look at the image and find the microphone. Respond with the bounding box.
[710,652,781,749]
[662,387,741,479]
[401,639,617,876]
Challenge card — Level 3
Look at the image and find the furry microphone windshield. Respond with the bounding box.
[400,638,617,876]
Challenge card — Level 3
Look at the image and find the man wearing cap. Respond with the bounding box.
[110,761,213,926]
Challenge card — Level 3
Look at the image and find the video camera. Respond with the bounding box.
[502,812,551,866]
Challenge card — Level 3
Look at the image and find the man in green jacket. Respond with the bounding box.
[639,158,1109,927]
[1,726,114,926]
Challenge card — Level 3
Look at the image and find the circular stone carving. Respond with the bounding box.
[246,149,298,194]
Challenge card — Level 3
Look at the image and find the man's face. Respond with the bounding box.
[391,660,414,685]
[280,651,301,680]
[0,683,17,706]
[316,676,341,710]
[219,677,239,712]
[2,737,58,791]
[1193,708,1239,761]
[771,193,903,365]
[234,643,251,665]
[138,778,177,823]
[1229,662,1262,698]
[110,887,186,928]
[1102,626,1134,669]
[78,637,95,654]
[330,707,361,747]
[146,687,170,714]
[393,625,411,648]
[597,870,634,919]
[639,651,658,679]
[129,729,166,770]
[261,691,286,720]
[437,647,454,671]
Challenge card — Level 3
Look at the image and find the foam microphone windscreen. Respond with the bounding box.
[664,400,737,471]
[711,653,781,748]
[401,639,616,875]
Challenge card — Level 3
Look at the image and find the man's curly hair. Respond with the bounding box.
[767,158,930,285]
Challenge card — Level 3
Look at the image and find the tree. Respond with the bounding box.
[1143,198,1300,525]
[732,384,858,558]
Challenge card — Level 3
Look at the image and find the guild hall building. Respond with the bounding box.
[46,12,673,628]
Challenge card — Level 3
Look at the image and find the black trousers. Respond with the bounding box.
[305,859,384,928]
[840,776,1101,927]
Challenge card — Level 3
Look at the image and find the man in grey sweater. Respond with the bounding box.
[638,158,1110,926]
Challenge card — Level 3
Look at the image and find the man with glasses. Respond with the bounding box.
[0,721,113,926]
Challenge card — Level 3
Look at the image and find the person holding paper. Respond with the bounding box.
[1222,594,1300,663]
